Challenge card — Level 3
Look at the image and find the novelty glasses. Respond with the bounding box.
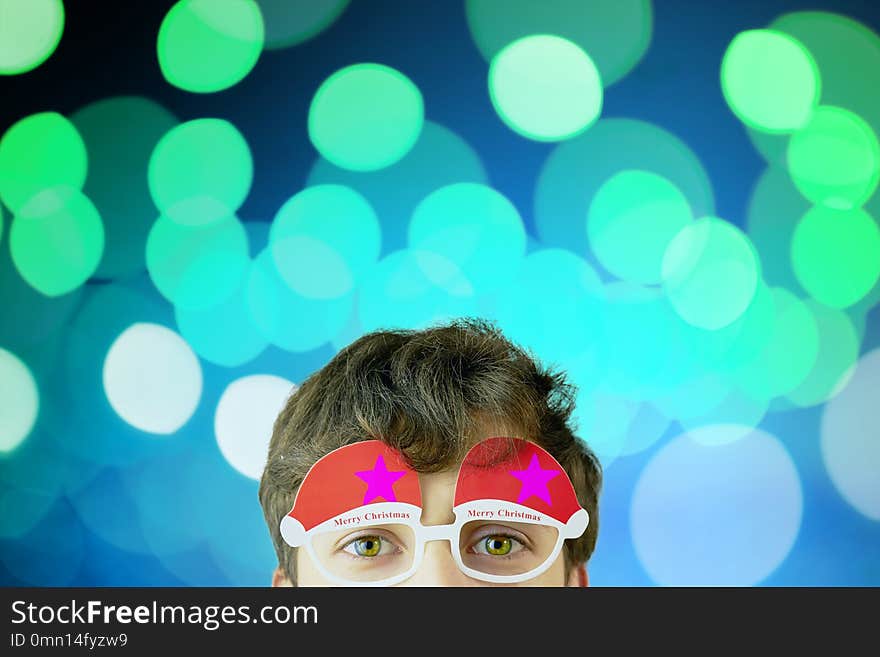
[280,436,589,586]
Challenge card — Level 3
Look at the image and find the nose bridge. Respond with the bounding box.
[420,522,456,543]
[404,533,471,587]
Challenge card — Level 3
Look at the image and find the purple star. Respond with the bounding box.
[355,454,406,504]
[509,454,560,506]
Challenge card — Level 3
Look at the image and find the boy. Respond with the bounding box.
[259,317,602,586]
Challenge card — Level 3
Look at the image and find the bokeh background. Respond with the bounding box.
[1,0,878,586]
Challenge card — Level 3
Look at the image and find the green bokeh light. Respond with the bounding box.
[786,300,859,408]
[256,0,350,50]
[72,96,179,279]
[662,217,760,330]
[308,121,487,255]
[409,183,526,294]
[357,249,478,333]
[536,118,715,261]
[247,247,352,351]
[747,166,809,291]
[466,0,651,87]
[0,233,83,350]
[746,12,880,167]
[733,287,819,401]
[791,205,880,309]
[587,170,692,284]
[772,12,880,142]
[10,187,105,297]
[711,280,777,376]
[148,118,253,226]
[0,348,39,453]
[720,29,820,133]
[308,63,424,172]
[489,35,602,142]
[0,112,87,213]
[745,124,790,165]
[146,213,250,311]
[269,184,380,299]
[157,0,264,93]
[787,106,880,210]
[0,0,64,75]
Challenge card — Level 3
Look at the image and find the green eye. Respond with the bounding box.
[353,536,382,557]
[484,536,512,556]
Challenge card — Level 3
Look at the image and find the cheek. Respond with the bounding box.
[295,549,336,587]
[517,552,567,587]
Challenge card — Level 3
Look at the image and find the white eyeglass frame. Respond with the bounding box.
[281,499,589,586]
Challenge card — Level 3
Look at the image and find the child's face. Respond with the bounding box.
[275,468,577,587]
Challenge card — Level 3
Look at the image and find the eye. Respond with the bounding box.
[342,535,397,558]
[471,534,526,557]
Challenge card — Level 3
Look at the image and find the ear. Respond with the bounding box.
[566,563,589,587]
[272,565,293,587]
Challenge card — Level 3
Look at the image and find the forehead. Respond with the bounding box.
[417,469,459,526]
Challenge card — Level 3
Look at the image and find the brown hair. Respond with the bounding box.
[258,316,602,583]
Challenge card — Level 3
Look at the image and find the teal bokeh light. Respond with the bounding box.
[488,35,603,141]
[257,0,350,49]
[732,287,819,401]
[536,118,715,262]
[269,184,380,299]
[587,170,692,284]
[309,121,487,254]
[466,0,651,87]
[10,186,105,297]
[247,247,353,352]
[308,63,424,172]
[786,300,859,408]
[495,248,604,366]
[148,118,253,226]
[662,217,760,330]
[45,281,180,468]
[0,500,84,585]
[0,232,83,350]
[747,166,809,292]
[357,249,478,333]
[175,275,269,367]
[409,183,526,295]
[146,213,251,311]
[72,96,179,280]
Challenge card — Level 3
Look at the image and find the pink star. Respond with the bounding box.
[509,454,560,506]
[355,455,406,504]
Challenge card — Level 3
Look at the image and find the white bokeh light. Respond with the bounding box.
[631,425,802,585]
[214,374,296,480]
[0,348,39,453]
[102,322,203,435]
[821,348,880,520]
